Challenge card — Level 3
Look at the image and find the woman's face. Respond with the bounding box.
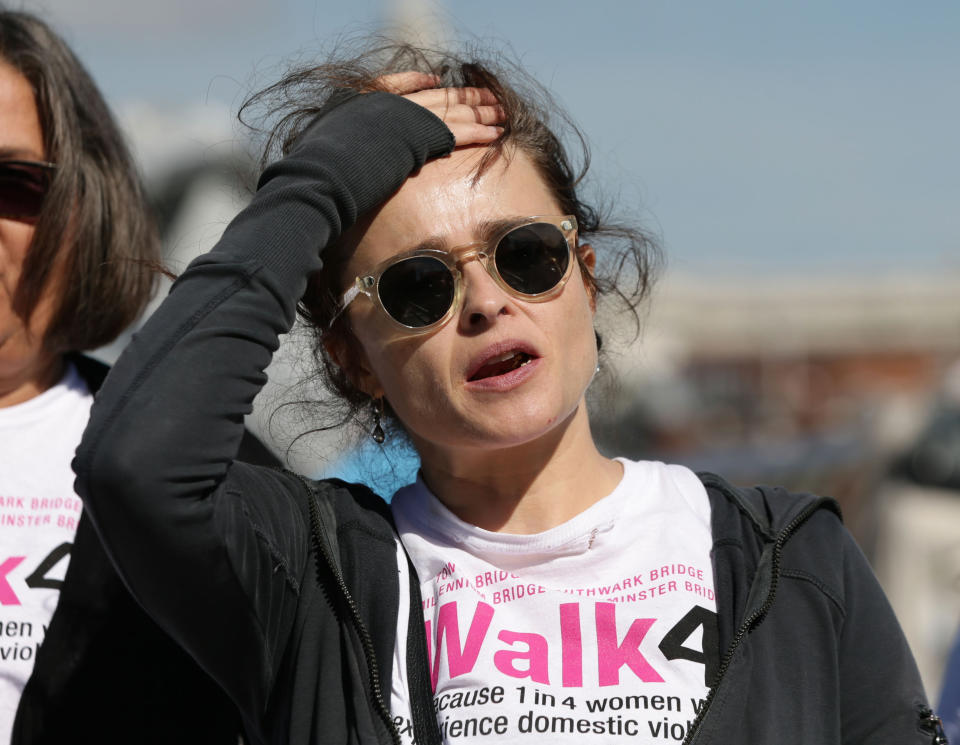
[0,60,60,404]
[337,147,599,455]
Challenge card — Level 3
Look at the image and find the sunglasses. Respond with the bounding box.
[0,160,57,220]
[331,216,579,333]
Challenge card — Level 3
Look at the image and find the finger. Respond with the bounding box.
[470,104,506,126]
[402,98,505,129]
[439,103,505,127]
[405,86,499,109]
[447,123,504,147]
[376,71,441,95]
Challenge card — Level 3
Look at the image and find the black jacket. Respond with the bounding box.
[12,355,278,744]
[68,91,939,744]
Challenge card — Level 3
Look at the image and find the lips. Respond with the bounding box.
[468,350,534,381]
[466,342,540,383]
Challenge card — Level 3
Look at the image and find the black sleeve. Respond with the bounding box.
[71,91,454,713]
[834,522,932,744]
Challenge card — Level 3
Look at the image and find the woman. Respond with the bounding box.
[1,11,265,745]
[72,42,942,744]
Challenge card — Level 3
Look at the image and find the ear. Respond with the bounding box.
[576,242,598,311]
[577,242,596,274]
[323,332,383,399]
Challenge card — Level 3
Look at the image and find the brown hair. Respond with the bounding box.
[241,38,661,439]
[0,10,159,354]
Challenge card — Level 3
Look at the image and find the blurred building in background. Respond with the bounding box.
[597,275,960,697]
[598,274,960,527]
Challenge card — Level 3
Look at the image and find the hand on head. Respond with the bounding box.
[377,71,505,146]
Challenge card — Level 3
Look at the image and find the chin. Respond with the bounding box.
[433,400,582,452]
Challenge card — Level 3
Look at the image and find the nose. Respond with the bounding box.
[456,255,511,331]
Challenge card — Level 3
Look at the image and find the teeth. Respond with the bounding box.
[468,350,532,381]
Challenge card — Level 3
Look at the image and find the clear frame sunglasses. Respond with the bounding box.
[330,215,578,334]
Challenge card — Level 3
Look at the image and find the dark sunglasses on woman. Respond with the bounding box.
[0,159,57,220]
[330,215,579,334]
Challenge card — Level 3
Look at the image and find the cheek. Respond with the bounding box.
[0,223,57,367]
[557,275,598,345]
[0,220,36,286]
[552,288,600,393]
[350,317,448,405]
[381,342,447,402]
[373,351,453,439]
[0,221,44,335]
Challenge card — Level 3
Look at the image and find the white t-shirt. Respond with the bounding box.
[390,459,717,744]
[0,363,92,744]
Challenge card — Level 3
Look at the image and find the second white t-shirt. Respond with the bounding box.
[0,362,92,745]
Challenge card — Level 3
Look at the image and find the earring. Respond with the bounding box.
[371,397,385,444]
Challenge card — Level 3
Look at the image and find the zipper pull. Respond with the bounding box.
[918,705,949,744]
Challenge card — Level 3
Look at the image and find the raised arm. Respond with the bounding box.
[72,86,498,713]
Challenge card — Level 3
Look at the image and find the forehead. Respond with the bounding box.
[0,61,44,160]
[346,147,561,271]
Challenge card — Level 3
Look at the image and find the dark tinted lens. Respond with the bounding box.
[0,162,51,219]
[494,223,570,295]
[378,256,455,327]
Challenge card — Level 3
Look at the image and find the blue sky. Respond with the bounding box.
[16,0,960,277]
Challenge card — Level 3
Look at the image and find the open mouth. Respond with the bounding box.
[468,350,536,381]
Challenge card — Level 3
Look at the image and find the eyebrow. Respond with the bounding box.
[403,216,533,255]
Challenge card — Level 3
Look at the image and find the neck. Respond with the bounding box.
[0,353,65,408]
[414,404,623,534]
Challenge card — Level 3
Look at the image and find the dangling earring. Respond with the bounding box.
[371,397,385,444]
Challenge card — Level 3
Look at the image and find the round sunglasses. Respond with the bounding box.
[331,216,578,334]
[0,160,57,220]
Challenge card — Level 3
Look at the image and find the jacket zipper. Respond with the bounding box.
[681,496,827,745]
[306,485,403,745]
